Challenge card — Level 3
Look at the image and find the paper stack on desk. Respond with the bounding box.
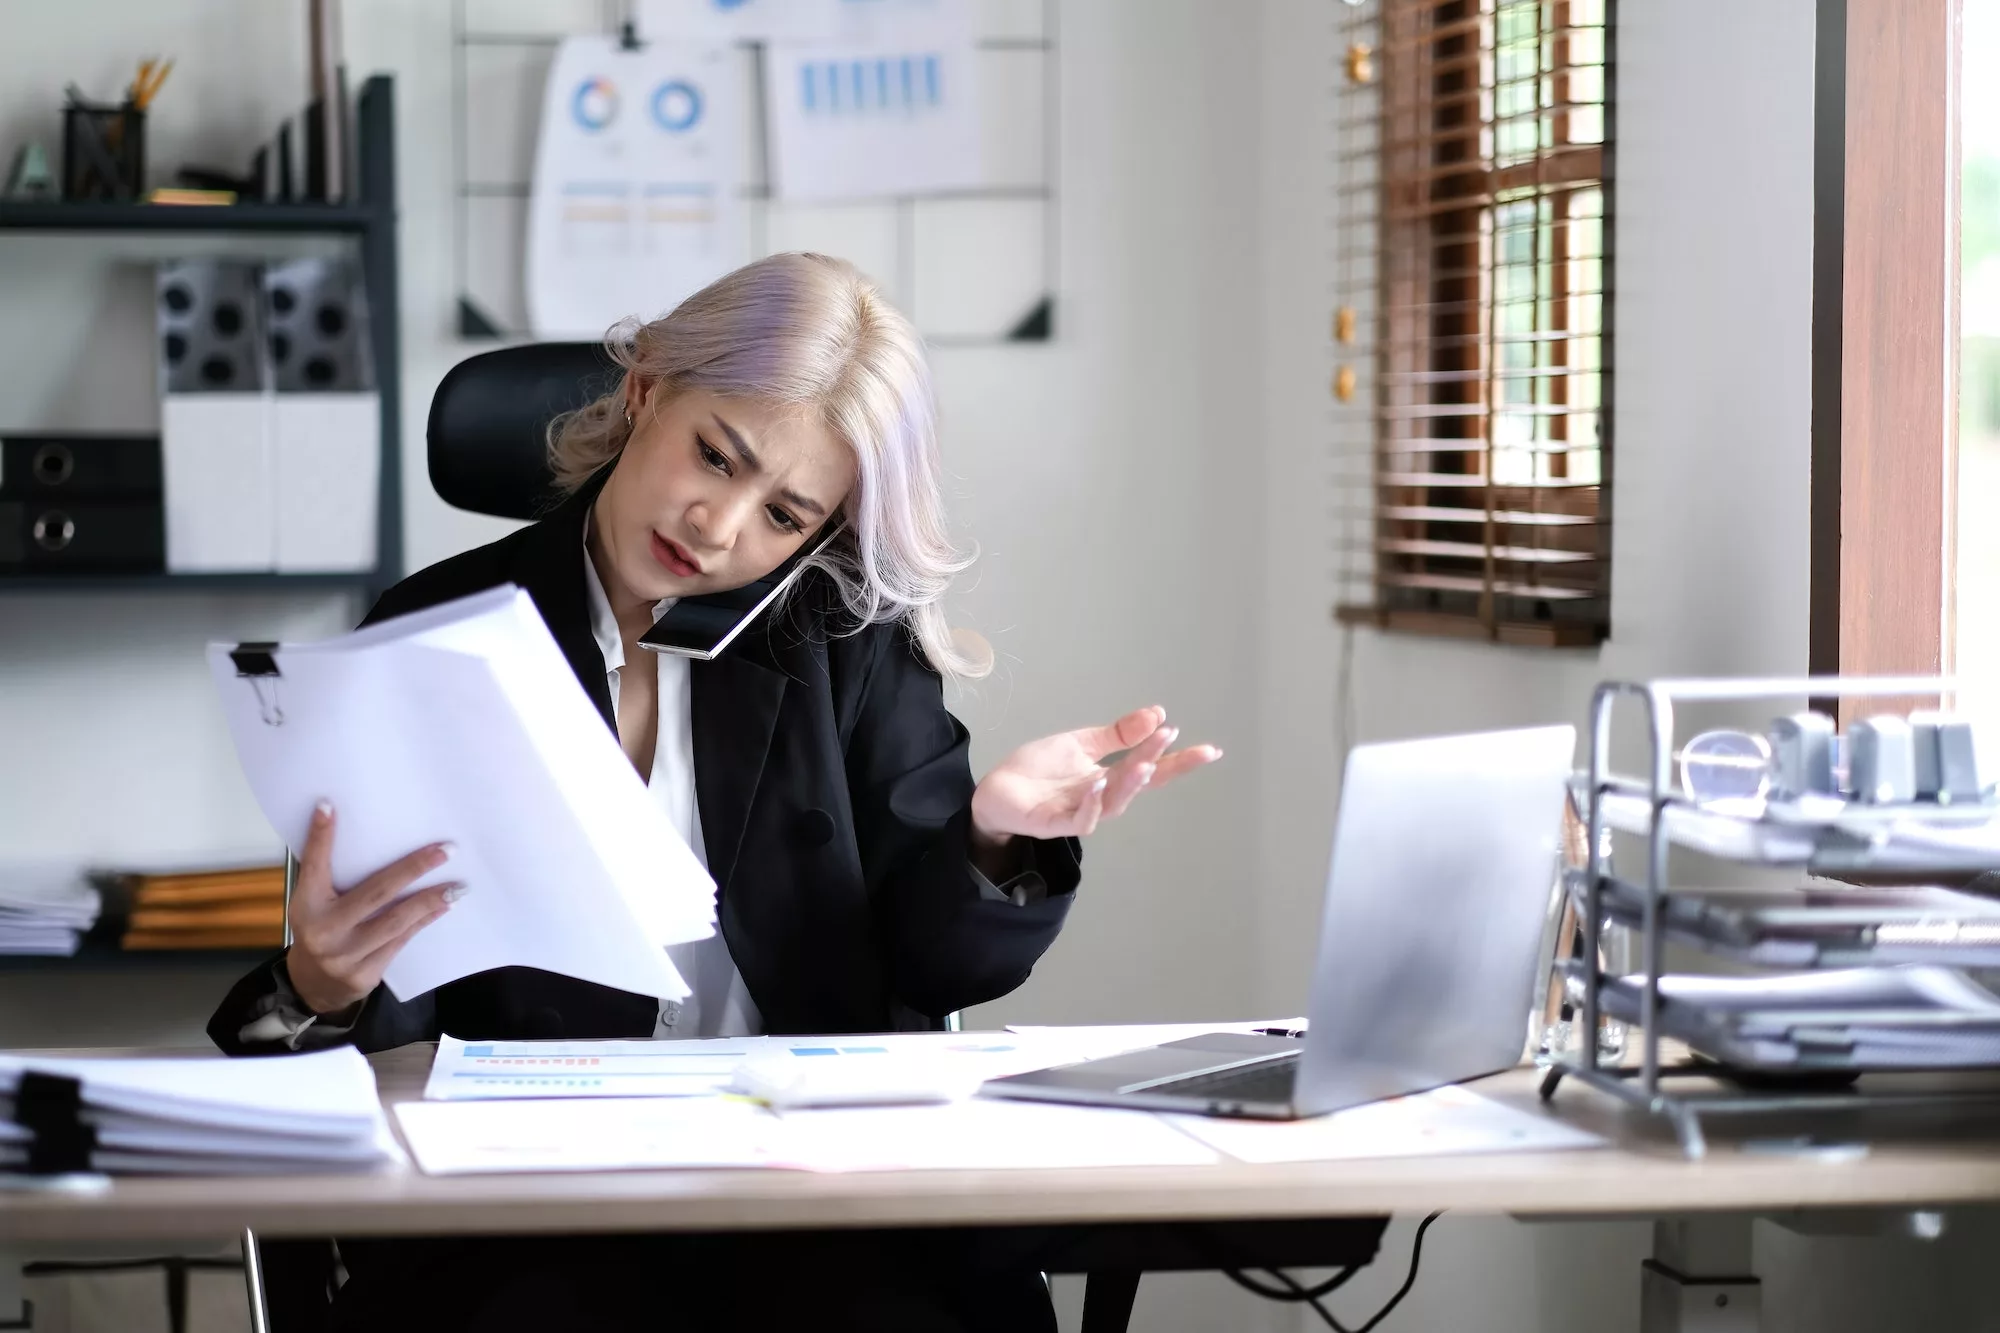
[0,1047,394,1176]
[208,585,718,1002]
[1597,965,2000,1069]
[0,863,101,955]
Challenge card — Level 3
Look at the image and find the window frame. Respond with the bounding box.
[1337,0,1616,649]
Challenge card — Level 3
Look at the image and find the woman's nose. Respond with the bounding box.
[688,497,750,552]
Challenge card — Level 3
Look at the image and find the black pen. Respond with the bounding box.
[1254,1026,1307,1039]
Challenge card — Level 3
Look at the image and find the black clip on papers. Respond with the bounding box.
[13,1070,95,1175]
[231,641,284,726]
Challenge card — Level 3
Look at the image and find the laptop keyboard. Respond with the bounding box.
[1145,1054,1299,1105]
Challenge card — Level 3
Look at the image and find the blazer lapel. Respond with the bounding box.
[691,624,789,893]
[507,476,616,733]
[507,464,793,891]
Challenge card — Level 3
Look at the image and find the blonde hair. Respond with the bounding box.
[548,252,986,679]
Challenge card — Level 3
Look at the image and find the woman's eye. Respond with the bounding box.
[768,506,802,533]
[697,439,729,473]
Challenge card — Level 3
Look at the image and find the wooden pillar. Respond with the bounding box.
[1810,0,1962,710]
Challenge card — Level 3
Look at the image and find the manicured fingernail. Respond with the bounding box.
[314,800,333,819]
[1210,747,1224,760]
[1092,776,1109,794]
[435,842,458,863]
[1137,763,1157,788]
[1159,727,1180,746]
[441,882,469,904]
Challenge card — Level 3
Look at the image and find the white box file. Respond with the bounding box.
[274,392,380,573]
[162,393,275,572]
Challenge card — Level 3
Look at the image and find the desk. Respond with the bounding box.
[8,1045,2000,1332]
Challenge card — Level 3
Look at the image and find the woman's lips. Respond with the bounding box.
[651,532,701,578]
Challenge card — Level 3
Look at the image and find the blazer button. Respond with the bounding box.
[792,808,836,848]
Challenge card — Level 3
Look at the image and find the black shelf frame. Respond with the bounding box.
[0,74,404,602]
[0,202,381,233]
[0,937,273,972]
[0,571,380,594]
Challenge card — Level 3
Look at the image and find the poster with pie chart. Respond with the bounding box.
[525,35,747,339]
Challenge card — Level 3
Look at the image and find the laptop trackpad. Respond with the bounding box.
[1033,1033,1299,1094]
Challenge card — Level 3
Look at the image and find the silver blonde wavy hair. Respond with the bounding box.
[547,252,986,679]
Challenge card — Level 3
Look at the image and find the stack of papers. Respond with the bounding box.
[0,1047,394,1176]
[210,586,718,1002]
[1600,789,2000,872]
[1601,882,2000,968]
[1596,964,2000,1069]
[392,1025,1605,1176]
[0,863,101,955]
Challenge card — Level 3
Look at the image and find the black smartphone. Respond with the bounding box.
[638,516,846,660]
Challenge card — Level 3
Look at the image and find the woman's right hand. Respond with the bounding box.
[284,801,464,1017]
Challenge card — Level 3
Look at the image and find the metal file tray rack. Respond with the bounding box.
[1538,674,2000,1158]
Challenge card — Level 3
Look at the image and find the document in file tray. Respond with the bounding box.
[208,585,717,1002]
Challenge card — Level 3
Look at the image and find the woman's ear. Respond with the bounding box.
[622,374,651,421]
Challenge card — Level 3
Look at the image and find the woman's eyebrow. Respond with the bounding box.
[713,413,828,518]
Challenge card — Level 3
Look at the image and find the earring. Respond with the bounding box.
[623,409,633,429]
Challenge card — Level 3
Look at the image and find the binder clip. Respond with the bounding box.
[13,1070,95,1176]
[230,641,285,726]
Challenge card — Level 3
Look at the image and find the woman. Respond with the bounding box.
[209,252,1217,1329]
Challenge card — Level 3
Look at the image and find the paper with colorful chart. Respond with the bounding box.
[421,1030,1071,1102]
[526,35,747,338]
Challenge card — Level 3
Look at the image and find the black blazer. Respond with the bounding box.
[209,475,1079,1053]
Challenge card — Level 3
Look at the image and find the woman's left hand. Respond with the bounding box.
[970,705,1222,846]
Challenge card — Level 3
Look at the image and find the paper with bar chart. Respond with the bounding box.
[765,12,982,201]
[421,1031,1080,1102]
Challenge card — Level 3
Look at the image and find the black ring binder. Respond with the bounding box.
[13,1070,96,1175]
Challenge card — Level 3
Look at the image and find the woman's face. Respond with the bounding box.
[592,382,856,607]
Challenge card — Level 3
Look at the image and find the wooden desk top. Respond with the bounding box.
[7,1044,2000,1244]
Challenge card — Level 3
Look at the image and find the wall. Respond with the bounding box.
[0,4,1282,1325]
[0,0,1270,1061]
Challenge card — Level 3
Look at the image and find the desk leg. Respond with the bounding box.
[1641,1218,1761,1333]
[0,1247,27,1331]
[1080,1268,1141,1333]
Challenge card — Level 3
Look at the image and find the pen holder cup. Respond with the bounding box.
[63,102,145,201]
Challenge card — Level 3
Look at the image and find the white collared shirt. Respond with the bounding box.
[582,531,762,1040]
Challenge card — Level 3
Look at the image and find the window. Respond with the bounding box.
[1334,0,1613,646]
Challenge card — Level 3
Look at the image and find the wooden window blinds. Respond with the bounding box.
[1332,0,1613,647]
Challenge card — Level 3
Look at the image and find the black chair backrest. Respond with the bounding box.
[427,342,622,519]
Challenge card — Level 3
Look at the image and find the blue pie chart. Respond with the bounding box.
[652,80,703,133]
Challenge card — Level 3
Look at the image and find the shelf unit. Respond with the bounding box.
[0,202,380,233]
[0,938,271,973]
[1540,673,2000,1157]
[0,74,403,602]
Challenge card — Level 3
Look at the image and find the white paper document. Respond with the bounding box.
[394,1091,1218,1176]
[639,0,973,46]
[423,1030,1115,1102]
[526,36,747,338]
[0,862,101,955]
[395,1095,786,1175]
[1166,1083,1604,1165]
[776,1099,1222,1172]
[210,585,717,1002]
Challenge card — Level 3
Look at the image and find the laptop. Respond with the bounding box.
[983,725,1576,1119]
